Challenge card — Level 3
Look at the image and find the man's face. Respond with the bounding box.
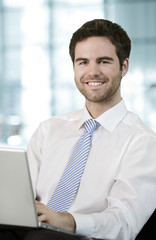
[74,36,127,105]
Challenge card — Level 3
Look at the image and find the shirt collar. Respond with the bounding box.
[78,100,128,133]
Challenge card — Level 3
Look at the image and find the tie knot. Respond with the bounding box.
[84,119,99,134]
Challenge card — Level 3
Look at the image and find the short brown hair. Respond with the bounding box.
[69,19,131,69]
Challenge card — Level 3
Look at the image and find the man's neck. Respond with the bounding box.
[86,98,122,119]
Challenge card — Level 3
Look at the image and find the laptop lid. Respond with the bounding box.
[0,147,74,235]
[0,147,39,228]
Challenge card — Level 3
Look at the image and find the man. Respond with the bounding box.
[1,19,156,240]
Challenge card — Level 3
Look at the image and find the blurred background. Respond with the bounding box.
[0,0,156,148]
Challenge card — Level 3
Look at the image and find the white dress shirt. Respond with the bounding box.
[27,100,156,240]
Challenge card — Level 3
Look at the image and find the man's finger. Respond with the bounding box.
[38,214,46,222]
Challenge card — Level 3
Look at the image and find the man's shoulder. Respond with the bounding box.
[53,109,83,121]
[40,109,83,128]
[124,111,156,137]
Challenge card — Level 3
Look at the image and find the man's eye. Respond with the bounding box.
[99,60,109,64]
[79,61,87,65]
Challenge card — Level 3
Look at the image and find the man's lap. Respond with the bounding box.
[24,229,80,240]
[0,227,80,240]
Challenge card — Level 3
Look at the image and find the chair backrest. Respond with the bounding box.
[135,210,156,239]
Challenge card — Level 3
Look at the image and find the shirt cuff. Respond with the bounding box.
[70,212,94,238]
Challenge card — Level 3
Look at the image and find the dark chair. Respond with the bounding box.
[135,209,156,239]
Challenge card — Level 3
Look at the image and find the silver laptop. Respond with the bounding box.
[0,147,74,235]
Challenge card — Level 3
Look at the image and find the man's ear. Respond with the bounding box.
[121,58,129,78]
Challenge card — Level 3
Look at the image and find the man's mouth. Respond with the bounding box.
[87,82,104,86]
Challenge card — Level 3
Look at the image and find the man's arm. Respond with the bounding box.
[35,201,76,232]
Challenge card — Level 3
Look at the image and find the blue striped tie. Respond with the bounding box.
[47,119,99,212]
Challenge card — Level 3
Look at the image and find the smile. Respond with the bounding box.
[87,82,104,86]
[88,82,103,86]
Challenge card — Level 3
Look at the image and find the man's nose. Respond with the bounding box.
[87,62,101,78]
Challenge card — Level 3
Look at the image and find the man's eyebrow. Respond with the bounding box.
[75,58,88,62]
[98,56,114,61]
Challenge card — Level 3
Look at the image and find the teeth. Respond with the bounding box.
[88,82,103,86]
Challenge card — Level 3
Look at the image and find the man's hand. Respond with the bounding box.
[35,201,76,232]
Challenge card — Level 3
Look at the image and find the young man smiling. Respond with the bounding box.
[73,36,128,117]
[1,19,156,240]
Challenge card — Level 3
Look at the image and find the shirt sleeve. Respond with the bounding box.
[27,123,45,198]
[70,134,156,240]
